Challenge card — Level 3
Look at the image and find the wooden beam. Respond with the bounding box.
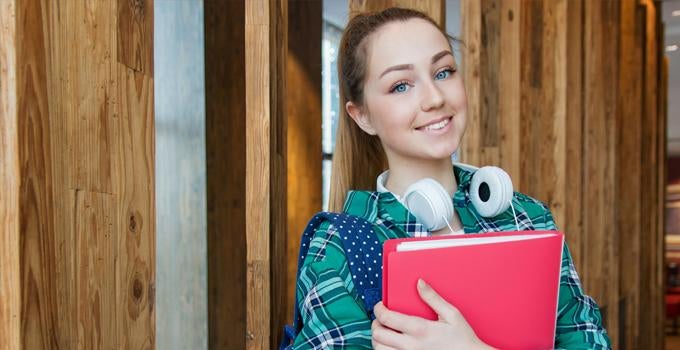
[205,0,247,348]
[244,1,287,349]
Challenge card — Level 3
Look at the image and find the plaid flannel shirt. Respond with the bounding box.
[292,165,611,349]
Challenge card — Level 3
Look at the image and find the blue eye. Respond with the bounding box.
[390,82,410,93]
[435,69,453,80]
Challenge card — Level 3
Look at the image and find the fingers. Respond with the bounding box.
[374,301,430,337]
[416,279,460,322]
[371,318,406,350]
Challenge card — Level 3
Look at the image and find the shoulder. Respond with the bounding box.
[511,191,557,230]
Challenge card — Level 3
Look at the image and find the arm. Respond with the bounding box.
[553,243,611,349]
[292,223,373,349]
[539,209,611,349]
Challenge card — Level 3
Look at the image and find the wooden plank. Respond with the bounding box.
[117,0,153,75]
[73,190,117,349]
[616,1,643,348]
[113,60,156,350]
[498,0,520,184]
[286,0,322,329]
[460,0,481,166]
[549,0,567,233]
[204,0,247,349]
[564,0,584,277]
[269,0,288,347]
[244,0,288,348]
[16,0,61,347]
[0,0,20,348]
[115,0,157,347]
[245,7,271,349]
[655,16,667,350]
[581,1,620,343]
[480,0,500,153]
[638,1,660,347]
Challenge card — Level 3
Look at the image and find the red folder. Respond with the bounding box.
[382,230,564,350]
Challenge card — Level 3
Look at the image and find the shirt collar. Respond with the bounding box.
[344,164,476,237]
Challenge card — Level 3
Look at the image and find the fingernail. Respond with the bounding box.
[417,278,428,290]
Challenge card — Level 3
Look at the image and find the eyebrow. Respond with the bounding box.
[379,50,454,79]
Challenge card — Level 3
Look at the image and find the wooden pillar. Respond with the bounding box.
[205,1,246,349]
[205,0,287,348]
[0,0,156,348]
[286,0,322,324]
[245,1,287,349]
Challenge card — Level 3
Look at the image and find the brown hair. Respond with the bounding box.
[329,7,456,212]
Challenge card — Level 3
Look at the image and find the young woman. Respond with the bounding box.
[292,8,611,350]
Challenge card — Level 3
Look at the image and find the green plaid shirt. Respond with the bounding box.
[293,165,611,349]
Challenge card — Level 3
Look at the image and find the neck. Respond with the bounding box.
[384,156,457,198]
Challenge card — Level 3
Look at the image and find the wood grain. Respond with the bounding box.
[117,0,153,75]
[638,1,661,348]
[460,0,481,166]
[616,1,644,348]
[286,0,322,326]
[244,1,288,349]
[461,0,665,346]
[582,1,620,343]
[0,0,20,349]
[204,0,247,349]
[270,0,288,347]
[6,0,156,348]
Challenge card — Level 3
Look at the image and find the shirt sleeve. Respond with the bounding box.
[292,222,373,349]
[541,209,612,349]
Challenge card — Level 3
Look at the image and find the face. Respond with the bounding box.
[347,18,467,165]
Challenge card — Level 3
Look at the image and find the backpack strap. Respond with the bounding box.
[281,212,383,349]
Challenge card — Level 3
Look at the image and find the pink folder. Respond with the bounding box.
[382,230,564,350]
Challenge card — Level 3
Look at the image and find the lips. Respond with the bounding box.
[415,116,453,131]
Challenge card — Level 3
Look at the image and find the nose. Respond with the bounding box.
[420,80,445,111]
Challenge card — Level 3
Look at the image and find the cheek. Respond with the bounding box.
[369,96,415,132]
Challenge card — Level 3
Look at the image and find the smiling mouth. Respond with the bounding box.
[416,116,452,131]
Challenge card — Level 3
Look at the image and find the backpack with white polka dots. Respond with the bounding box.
[280,212,382,350]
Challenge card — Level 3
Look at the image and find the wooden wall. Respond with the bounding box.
[0,0,156,348]
[460,0,666,348]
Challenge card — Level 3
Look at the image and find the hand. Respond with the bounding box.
[371,279,495,350]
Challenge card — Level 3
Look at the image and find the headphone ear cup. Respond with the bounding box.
[495,167,514,211]
[470,166,514,217]
[403,178,453,231]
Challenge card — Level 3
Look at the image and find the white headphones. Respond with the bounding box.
[376,164,515,232]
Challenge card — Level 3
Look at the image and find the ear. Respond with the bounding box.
[346,101,377,135]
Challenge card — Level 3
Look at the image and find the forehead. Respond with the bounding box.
[365,18,451,77]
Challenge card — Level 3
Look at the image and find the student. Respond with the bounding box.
[291,7,611,350]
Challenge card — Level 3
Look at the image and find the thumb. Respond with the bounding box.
[417,279,460,322]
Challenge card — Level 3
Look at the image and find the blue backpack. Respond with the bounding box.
[280,212,384,350]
